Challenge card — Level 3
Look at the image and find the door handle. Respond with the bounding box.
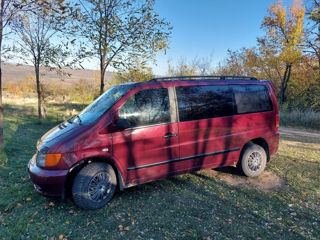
[162,133,178,139]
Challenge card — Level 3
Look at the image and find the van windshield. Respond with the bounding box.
[75,84,135,125]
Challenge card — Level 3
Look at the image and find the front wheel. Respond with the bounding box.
[72,162,117,210]
[239,144,267,177]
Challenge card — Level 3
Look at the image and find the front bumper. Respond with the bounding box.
[28,154,68,197]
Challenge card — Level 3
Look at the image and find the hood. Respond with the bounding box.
[37,121,82,149]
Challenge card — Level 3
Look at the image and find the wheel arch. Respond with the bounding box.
[240,137,270,163]
[63,156,125,199]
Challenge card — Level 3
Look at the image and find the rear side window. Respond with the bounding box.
[233,85,272,114]
[119,88,170,127]
[176,85,235,122]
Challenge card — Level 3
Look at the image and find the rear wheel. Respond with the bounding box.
[239,144,267,177]
[72,162,117,210]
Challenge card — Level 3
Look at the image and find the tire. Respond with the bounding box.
[72,162,117,210]
[239,143,267,177]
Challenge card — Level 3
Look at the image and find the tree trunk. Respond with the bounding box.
[280,65,289,105]
[35,64,42,124]
[100,52,106,95]
[0,55,3,148]
[0,0,4,147]
[280,64,292,105]
[100,67,105,95]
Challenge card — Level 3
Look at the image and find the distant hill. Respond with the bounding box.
[2,63,112,87]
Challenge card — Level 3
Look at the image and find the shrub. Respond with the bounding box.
[280,109,320,130]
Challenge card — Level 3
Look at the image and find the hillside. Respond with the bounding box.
[2,63,112,88]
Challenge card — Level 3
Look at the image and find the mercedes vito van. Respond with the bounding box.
[28,76,280,209]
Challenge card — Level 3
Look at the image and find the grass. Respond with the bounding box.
[280,109,320,130]
[0,101,319,240]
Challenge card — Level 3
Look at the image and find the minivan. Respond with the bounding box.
[28,76,280,209]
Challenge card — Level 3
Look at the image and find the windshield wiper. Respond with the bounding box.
[74,115,82,125]
[67,117,74,123]
[67,115,82,125]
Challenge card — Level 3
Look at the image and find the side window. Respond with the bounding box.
[119,88,170,128]
[176,85,235,122]
[232,85,273,114]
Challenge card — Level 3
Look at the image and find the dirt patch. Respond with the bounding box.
[205,167,286,192]
[279,127,320,139]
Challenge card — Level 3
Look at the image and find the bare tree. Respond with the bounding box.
[305,0,320,69]
[8,1,71,123]
[0,0,37,147]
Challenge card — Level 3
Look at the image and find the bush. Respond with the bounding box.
[280,109,320,130]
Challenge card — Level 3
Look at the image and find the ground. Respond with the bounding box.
[0,102,319,240]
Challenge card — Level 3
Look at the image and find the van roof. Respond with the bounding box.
[118,76,268,89]
[149,75,258,82]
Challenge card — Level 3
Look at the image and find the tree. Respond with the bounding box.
[260,0,305,104]
[76,0,172,95]
[9,0,71,123]
[305,0,320,69]
[0,0,39,147]
[110,59,154,86]
[167,55,213,76]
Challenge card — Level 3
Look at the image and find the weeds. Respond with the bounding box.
[280,109,320,130]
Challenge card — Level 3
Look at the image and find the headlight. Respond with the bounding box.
[36,147,61,168]
[36,148,47,167]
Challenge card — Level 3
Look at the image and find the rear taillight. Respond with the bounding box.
[275,114,279,132]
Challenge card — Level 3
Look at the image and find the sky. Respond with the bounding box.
[152,0,293,75]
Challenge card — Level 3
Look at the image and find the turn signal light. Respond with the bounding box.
[45,153,61,167]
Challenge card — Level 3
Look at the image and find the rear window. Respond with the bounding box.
[233,85,273,114]
[176,84,273,122]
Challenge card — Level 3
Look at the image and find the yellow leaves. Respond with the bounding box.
[277,217,282,221]
[261,0,305,66]
[51,235,67,240]
[186,229,192,233]
[49,202,55,207]
[26,197,31,201]
[124,226,130,231]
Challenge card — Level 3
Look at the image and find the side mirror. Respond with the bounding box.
[115,118,131,131]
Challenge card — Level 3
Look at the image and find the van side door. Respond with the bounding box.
[175,85,241,170]
[112,86,180,185]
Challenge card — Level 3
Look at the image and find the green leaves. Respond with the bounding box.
[72,0,172,93]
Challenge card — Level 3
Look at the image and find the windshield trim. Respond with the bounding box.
[76,83,137,125]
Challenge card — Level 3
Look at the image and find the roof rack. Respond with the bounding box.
[150,75,258,81]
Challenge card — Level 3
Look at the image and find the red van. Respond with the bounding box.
[28,76,279,209]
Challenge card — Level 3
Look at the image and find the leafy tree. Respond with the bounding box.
[8,0,72,123]
[260,0,305,104]
[75,0,172,95]
[110,59,154,86]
